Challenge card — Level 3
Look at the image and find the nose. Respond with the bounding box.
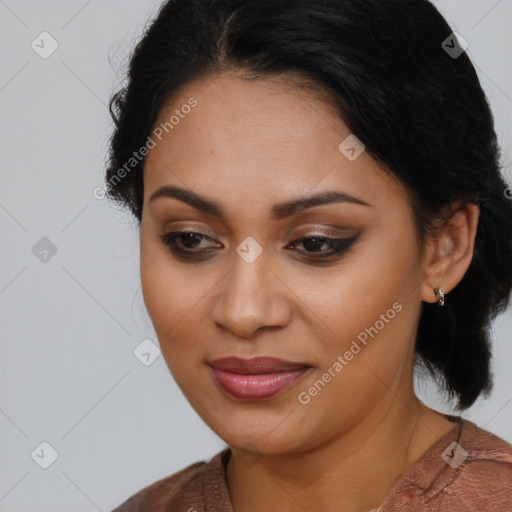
[211,254,292,339]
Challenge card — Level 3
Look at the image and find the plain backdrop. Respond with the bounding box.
[0,1,511,510]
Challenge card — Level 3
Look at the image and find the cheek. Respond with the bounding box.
[287,232,419,350]
[140,235,171,328]
[139,234,218,377]
[287,232,421,413]
[140,234,188,346]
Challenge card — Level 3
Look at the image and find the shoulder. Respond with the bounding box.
[111,449,229,512]
[385,418,512,511]
[441,420,512,507]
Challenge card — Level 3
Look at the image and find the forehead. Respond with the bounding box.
[143,72,404,218]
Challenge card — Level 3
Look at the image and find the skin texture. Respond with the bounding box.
[140,72,480,512]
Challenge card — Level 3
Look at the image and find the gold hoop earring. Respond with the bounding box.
[434,287,445,306]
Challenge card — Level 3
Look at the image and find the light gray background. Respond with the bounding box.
[0,1,511,510]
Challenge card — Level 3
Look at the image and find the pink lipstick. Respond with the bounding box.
[208,356,312,400]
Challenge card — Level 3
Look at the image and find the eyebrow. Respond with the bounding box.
[148,185,373,220]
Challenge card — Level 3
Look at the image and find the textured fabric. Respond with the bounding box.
[112,416,512,512]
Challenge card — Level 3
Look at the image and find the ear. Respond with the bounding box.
[420,201,480,304]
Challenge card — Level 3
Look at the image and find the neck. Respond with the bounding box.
[226,396,456,512]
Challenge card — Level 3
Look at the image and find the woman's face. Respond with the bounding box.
[140,72,431,454]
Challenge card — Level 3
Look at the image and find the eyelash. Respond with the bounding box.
[158,231,358,262]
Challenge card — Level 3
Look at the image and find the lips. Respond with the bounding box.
[208,356,312,400]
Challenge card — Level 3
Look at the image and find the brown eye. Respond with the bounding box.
[160,231,220,257]
[159,231,359,262]
[287,235,359,259]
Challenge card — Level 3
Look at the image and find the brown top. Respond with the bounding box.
[112,416,512,512]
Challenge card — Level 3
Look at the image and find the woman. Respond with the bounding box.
[106,0,512,510]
